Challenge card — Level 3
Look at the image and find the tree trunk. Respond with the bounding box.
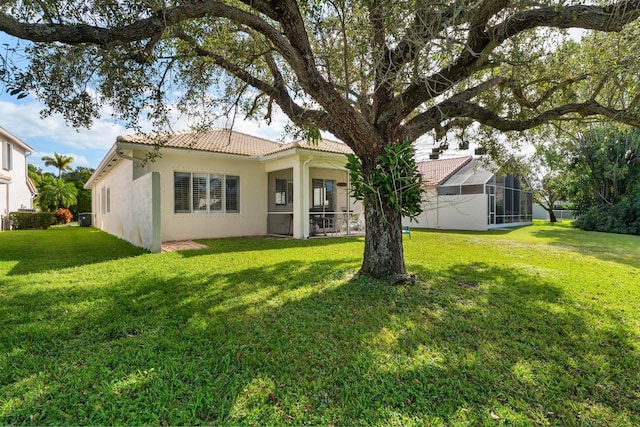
[359,194,406,279]
[548,208,557,222]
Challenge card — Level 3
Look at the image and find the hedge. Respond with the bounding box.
[9,212,55,230]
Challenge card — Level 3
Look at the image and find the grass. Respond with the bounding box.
[1,222,639,425]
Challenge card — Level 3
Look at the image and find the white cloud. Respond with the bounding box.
[0,100,125,151]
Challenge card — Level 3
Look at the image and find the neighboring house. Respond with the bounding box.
[403,156,533,230]
[85,129,364,252]
[0,125,37,230]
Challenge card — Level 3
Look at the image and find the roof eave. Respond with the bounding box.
[0,125,34,153]
[84,144,118,189]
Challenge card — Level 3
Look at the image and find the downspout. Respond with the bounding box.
[302,155,313,238]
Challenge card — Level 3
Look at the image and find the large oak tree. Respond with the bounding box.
[2,0,640,278]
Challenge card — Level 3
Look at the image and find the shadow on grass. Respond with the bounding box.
[0,227,146,276]
[2,251,638,425]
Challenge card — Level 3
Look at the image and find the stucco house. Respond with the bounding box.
[1,125,37,230]
[403,156,533,230]
[85,129,364,252]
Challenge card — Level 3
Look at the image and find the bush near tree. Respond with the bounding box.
[53,208,74,225]
[8,212,54,230]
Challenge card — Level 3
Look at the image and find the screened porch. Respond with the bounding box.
[267,167,364,238]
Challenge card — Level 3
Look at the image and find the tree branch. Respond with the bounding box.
[381,0,640,131]
[173,30,332,130]
[405,98,640,141]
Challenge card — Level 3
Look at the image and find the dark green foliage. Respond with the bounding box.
[36,176,78,211]
[346,141,424,221]
[568,127,640,235]
[9,211,54,229]
[575,183,640,234]
[62,167,94,218]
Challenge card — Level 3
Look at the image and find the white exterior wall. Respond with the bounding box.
[403,189,439,229]
[403,191,488,231]
[91,158,162,252]
[92,157,135,241]
[135,149,268,242]
[436,194,488,230]
[1,133,34,229]
[131,172,161,252]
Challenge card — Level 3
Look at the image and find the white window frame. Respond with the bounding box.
[2,141,12,171]
[275,178,294,206]
[174,172,240,214]
[101,186,111,214]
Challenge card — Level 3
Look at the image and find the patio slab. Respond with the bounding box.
[161,240,209,252]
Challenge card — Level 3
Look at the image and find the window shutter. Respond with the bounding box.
[225,176,239,213]
[209,174,223,212]
[192,174,208,212]
[174,172,191,213]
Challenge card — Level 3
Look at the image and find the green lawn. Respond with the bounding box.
[1,222,639,426]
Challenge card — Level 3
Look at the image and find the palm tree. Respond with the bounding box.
[36,176,78,211]
[41,153,74,178]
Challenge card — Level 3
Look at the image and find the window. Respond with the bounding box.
[2,141,12,171]
[174,173,191,213]
[487,173,533,225]
[174,172,240,214]
[101,186,111,214]
[275,179,293,206]
[209,174,223,212]
[192,173,208,212]
[437,186,460,196]
[312,179,335,209]
[226,176,239,213]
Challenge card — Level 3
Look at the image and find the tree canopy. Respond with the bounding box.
[567,126,640,234]
[42,153,74,178]
[36,176,78,212]
[523,143,569,223]
[2,0,640,278]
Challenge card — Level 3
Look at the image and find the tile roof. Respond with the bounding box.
[117,130,355,157]
[417,156,473,187]
[0,173,11,183]
[265,138,353,156]
[117,128,282,156]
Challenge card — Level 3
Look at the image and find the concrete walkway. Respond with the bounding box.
[161,240,209,253]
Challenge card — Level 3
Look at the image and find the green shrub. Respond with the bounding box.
[53,208,74,225]
[9,212,55,230]
[574,186,640,235]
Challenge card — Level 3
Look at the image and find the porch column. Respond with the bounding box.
[292,159,304,238]
[293,155,312,239]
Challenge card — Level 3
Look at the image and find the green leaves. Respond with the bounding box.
[346,140,424,220]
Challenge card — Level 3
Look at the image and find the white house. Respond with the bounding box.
[85,129,364,252]
[0,125,37,230]
[403,156,533,230]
